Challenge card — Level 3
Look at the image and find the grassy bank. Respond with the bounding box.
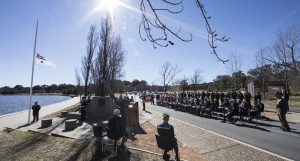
[0,129,165,161]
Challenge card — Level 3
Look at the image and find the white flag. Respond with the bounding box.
[36,53,56,67]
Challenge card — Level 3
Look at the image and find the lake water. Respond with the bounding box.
[0,95,71,116]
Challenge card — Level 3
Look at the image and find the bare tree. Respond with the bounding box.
[139,0,229,63]
[255,47,269,98]
[226,51,243,90]
[190,69,203,92]
[227,51,243,74]
[81,25,98,97]
[284,26,299,72]
[267,30,293,91]
[74,68,82,98]
[92,15,126,96]
[159,62,180,92]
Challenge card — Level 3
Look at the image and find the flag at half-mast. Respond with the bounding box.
[36,53,56,67]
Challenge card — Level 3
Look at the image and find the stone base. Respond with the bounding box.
[65,119,77,131]
[41,119,52,128]
[61,111,68,117]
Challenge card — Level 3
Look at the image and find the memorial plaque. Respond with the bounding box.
[98,98,105,106]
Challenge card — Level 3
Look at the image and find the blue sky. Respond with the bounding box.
[0,0,300,87]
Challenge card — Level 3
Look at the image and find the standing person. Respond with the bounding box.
[220,91,225,106]
[282,90,289,107]
[157,113,180,161]
[201,91,206,104]
[215,92,220,104]
[129,96,134,102]
[32,101,41,123]
[237,91,244,105]
[254,91,262,103]
[211,91,216,100]
[276,92,290,131]
[142,95,146,111]
[231,91,237,102]
[151,93,155,105]
[245,91,252,105]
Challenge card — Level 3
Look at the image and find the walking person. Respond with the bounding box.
[32,101,41,123]
[275,92,290,131]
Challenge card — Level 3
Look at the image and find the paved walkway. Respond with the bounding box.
[0,97,80,130]
[133,95,292,161]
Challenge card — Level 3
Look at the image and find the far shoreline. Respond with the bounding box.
[0,93,75,97]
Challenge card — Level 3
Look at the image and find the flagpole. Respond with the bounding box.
[28,20,39,124]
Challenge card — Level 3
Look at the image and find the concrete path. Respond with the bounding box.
[0,97,80,130]
[132,95,298,161]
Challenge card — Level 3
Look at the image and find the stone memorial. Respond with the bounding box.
[86,96,116,119]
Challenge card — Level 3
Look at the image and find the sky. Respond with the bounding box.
[0,0,300,87]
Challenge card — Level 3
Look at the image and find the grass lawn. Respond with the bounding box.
[0,129,165,161]
[262,96,300,108]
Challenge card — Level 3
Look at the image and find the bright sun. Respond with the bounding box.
[100,0,119,16]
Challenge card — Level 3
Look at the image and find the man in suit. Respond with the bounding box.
[276,92,290,131]
[157,113,180,161]
[32,101,41,123]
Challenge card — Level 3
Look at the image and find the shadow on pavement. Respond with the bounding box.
[16,123,31,129]
[234,123,271,132]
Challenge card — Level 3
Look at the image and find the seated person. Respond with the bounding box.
[108,109,125,148]
[224,99,239,122]
[211,99,219,110]
[249,99,264,121]
[157,113,180,161]
[239,99,252,118]
[200,99,211,115]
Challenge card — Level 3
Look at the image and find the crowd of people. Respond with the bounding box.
[155,90,290,131]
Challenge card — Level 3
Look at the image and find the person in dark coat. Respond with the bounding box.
[32,101,41,123]
[211,91,216,100]
[157,113,180,161]
[201,91,206,104]
[215,92,220,102]
[108,109,125,148]
[245,92,252,105]
[220,91,225,106]
[282,89,289,108]
[254,91,262,104]
[276,92,290,131]
[142,95,146,111]
[231,91,237,101]
[206,91,211,99]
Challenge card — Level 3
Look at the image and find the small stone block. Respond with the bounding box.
[61,111,68,117]
[41,119,52,128]
[65,119,77,131]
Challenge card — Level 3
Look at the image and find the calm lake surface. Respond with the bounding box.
[0,95,71,116]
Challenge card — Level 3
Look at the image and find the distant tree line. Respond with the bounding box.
[0,84,77,95]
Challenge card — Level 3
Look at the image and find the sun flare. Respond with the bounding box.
[100,0,119,16]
